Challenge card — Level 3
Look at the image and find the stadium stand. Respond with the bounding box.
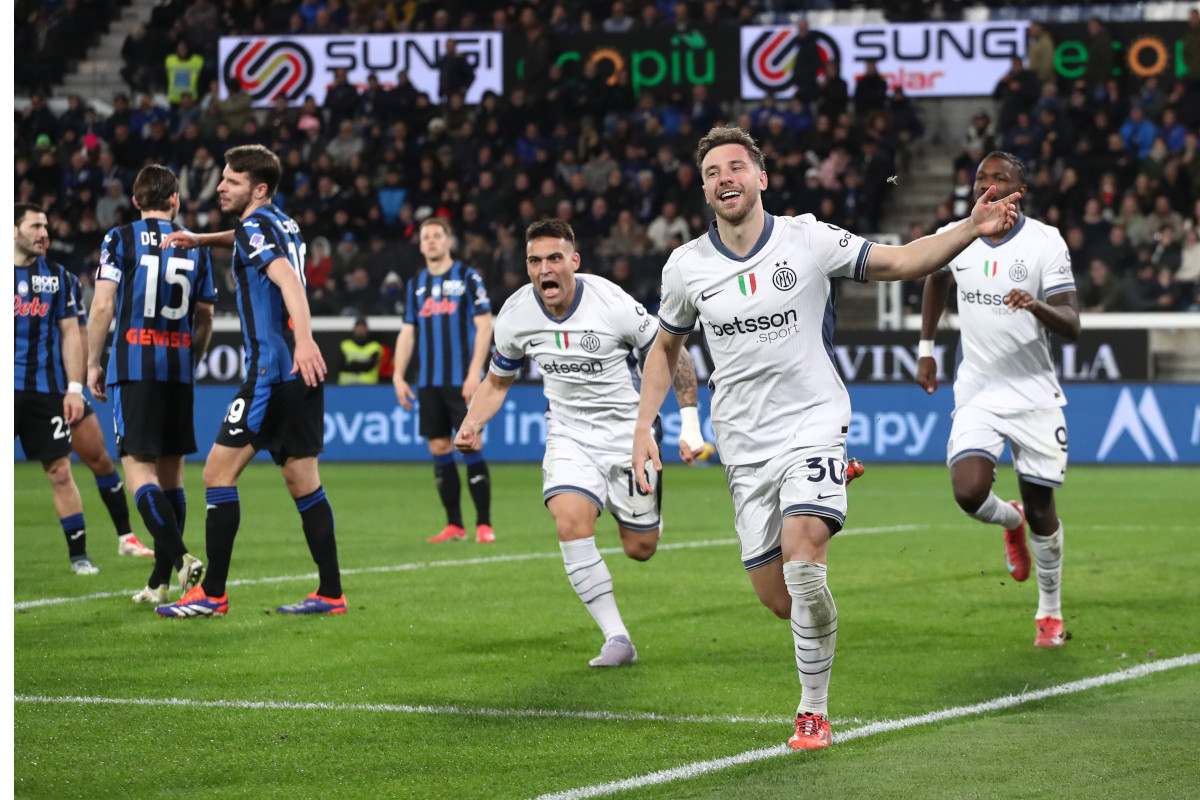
[12,0,1200,325]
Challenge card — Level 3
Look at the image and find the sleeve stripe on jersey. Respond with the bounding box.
[659,318,693,336]
[637,328,658,353]
[1044,283,1076,297]
[854,241,874,283]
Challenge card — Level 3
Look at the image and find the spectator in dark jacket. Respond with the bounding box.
[854,60,889,118]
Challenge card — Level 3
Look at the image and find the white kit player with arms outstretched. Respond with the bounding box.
[917,151,1080,649]
[455,219,707,668]
[633,126,1021,749]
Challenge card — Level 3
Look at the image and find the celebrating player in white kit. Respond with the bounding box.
[917,151,1079,649]
[632,126,1020,749]
[455,219,706,667]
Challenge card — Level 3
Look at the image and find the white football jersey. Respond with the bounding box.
[659,214,873,465]
[490,274,658,450]
[937,215,1076,412]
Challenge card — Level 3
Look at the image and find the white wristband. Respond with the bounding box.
[917,340,935,360]
[679,406,704,448]
[67,381,84,395]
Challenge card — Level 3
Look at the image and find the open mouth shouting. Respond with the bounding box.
[538,276,563,302]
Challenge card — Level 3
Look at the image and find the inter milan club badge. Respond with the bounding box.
[772,261,796,291]
[580,333,601,353]
[1009,261,1028,282]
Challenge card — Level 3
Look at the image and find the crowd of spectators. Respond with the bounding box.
[15,0,120,93]
[16,1,924,319]
[920,15,1200,313]
[16,0,1200,319]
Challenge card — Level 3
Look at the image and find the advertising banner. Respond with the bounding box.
[510,29,740,99]
[218,32,503,106]
[191,328,1148,385]
[740,21,1028,99]
[1043,22,1190,85]
[17,384,1199,464]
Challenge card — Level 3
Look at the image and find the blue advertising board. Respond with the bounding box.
[15,384,1200,465]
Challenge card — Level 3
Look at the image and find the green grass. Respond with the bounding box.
[13,462,1200,799]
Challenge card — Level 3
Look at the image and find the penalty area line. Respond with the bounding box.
[13,525,918,610]
[530,652,1200,800]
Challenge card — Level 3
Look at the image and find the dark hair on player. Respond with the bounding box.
[132,165,178,212]
[224,144,282,197]
[419,217,453,237]
[15,202,44,226]
[694,126,766,173]
[525,218,576,248]
[980,151,1027,186]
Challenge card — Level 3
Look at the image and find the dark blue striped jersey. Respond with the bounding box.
[232,204,307,385]
[98,219,217,385]
[403,262,492,387]
[14,258,78,394]
[68,271,87,326]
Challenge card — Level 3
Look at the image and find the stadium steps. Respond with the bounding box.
[59,0,159,100]
[879,152,955,235]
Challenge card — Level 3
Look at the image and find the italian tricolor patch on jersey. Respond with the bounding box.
[738,273,757,296]
[983,260,998,277]
[555,332,569,349]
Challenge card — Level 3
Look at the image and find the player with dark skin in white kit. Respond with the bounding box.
[917,151,1080,649]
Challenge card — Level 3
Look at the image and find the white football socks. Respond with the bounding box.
[561,537,628,641]
[1030,522,1064,619]
[784,560,837,718]
[968,491,1023,529]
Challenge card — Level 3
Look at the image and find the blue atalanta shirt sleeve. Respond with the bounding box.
[466,268,491,315]
[69,273,87,324]
[49,265,72,322]
[234,217,286,272]
[196,247,218,304]
[97,227,124,284]
[403,278,417,324]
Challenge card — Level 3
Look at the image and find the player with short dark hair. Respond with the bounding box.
[86,164,217,605]
[14,203,98,574]
[393,217,496,543]
[154,144,345,617]
[454,220,707,667]
[917,151,1080,649]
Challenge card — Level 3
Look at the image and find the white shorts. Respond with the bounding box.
[542,435,661,532]
[947,405,1068,488]
[723,444,850,571]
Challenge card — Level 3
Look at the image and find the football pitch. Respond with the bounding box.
[12,461,1200,799]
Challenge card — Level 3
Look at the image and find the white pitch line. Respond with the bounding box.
[530,652,1200,800]
[13,525,918,611]
[12,694,794,727]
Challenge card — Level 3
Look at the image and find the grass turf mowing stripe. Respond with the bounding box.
[12,694,797,726]
[13,524,919,610]
[529,652,1200,800]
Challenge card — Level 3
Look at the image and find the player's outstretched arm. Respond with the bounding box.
[265,258,326,386]
[634,330,686,489]
[865,185,1021,282]
[85,280,118,401]
[916,270,953,394]
[160,229,236,250]
[454,371,515,453]
[392,324,417,409]
[59,317,86,424]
